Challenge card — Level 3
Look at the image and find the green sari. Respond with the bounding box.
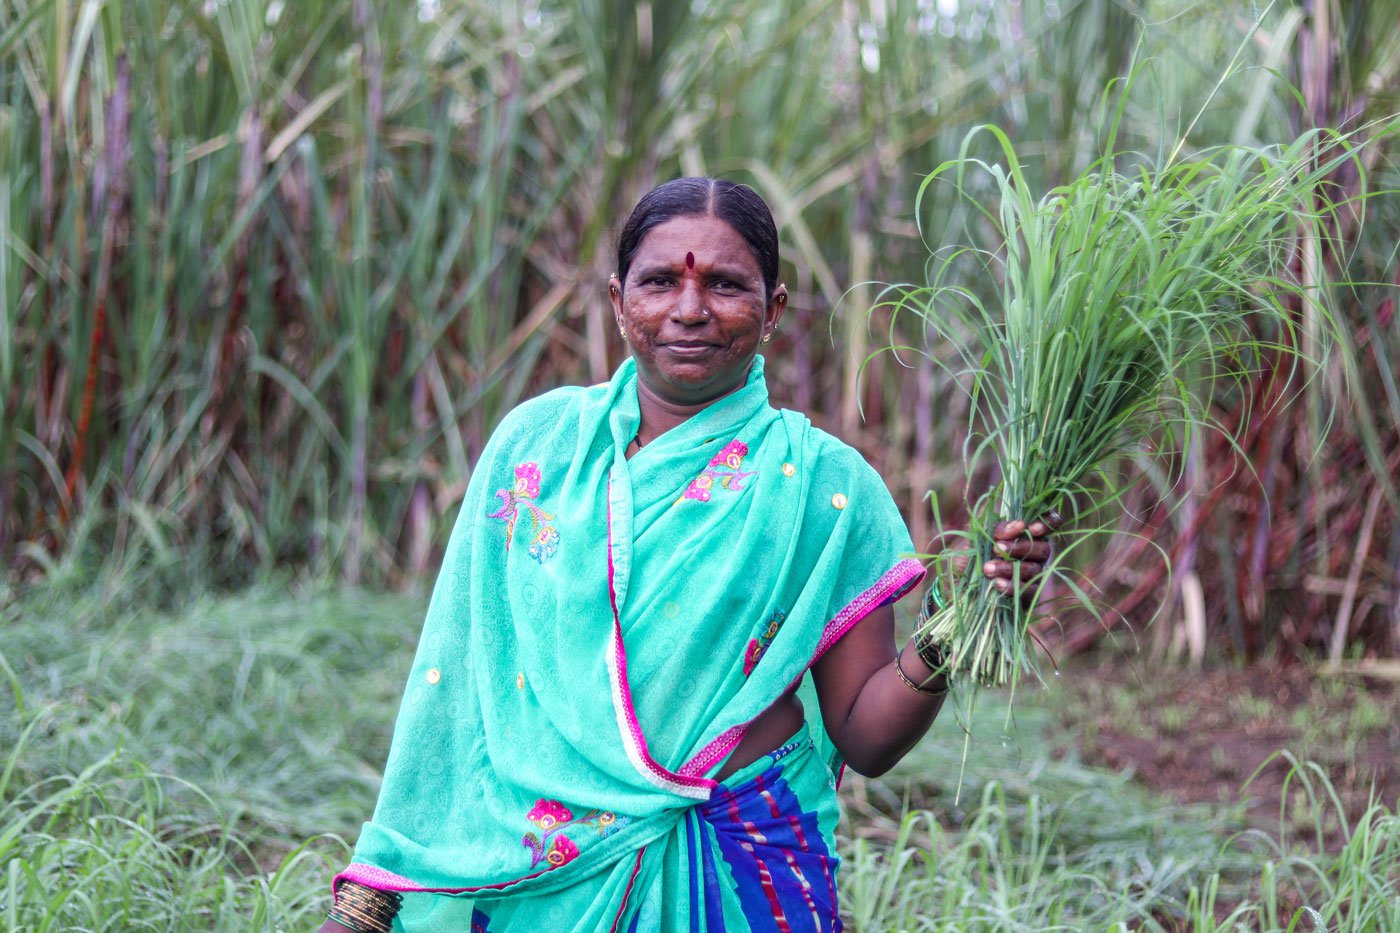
[337,357,922,930]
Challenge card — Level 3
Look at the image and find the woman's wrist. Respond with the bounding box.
[325,881,402,933]
[894,640,948,698]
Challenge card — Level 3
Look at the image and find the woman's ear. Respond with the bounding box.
[766,283,790,334]
[610,274,625,338]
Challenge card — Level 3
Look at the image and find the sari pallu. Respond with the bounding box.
[337,358,922,929]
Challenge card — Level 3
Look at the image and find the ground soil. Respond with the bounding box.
[1052,657,1400,847]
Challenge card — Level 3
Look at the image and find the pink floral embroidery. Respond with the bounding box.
[712,440,748,469]
[681,440,756,503]
[742,609,787,675]
[526,799,572,830]
[546,835,579,866]
[743,640,765,674]
[513,462,541,497]
[519,799,630,870]
[489,462,559,562]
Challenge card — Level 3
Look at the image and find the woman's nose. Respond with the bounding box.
[672,281,708,323]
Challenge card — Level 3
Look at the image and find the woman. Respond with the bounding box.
[322,178,1053,932]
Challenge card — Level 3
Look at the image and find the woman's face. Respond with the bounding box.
[611,214,787,408]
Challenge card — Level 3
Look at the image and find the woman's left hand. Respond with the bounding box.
[982,511,1061,600]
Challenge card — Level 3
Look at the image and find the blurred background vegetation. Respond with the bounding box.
[3,2,1399,929]
[2,0,1398,656]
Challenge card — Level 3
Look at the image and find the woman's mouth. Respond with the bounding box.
[663,341,718,357]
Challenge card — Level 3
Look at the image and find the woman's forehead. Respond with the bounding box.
[632,214,758,271]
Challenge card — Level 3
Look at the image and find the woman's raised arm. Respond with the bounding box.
[812,514,1058,776]
[810,601,945,777]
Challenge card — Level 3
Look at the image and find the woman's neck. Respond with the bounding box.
[633,374,746,447]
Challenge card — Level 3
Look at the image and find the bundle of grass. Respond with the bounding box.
[880,114,1384,690]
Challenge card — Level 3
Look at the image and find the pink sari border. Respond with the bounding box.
[812,558,926,663]
[608,847,649,932]
[334,862,549,896]
[678,724,748,778]
[679,558,925,781]
[606,486,718,796]
[609,614,716,792]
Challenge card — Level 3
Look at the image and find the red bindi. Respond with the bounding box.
[685,251,695,270]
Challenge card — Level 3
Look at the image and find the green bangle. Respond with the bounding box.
[922,578,947,619]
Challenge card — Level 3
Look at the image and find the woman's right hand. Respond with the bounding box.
[981,511,1061,600]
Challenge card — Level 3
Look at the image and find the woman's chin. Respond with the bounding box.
[639,367,747,407]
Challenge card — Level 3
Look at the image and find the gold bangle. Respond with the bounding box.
[894,655,948,697]
[328,881,402,933]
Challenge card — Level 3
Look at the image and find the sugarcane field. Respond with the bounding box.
[2,1,1398,930]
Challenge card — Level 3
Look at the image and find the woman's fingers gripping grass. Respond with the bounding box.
[984,512,1059,601]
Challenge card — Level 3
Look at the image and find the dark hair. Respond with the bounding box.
[615,177,780,298]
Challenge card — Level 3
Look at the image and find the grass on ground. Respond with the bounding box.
[1,579,1395,931]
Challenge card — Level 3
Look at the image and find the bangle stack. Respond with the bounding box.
[896,577,955,697]
[326,881,403,933]
[898,584,952,697]
[913,631,947,673]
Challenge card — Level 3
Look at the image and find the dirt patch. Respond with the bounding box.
[1050,658,1400,846]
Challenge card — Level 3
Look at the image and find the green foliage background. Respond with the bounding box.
[2,0,1398,646]
[2,3,1399,928]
